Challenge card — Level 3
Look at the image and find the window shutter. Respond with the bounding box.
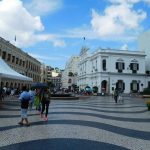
[102,59,106,70]
[123,63,125,69]
[116,62,118,69]
[130,83,133,91]
[130,63,133,70]
[137,63,139,70]
[137,83,139,91]
[123,82,125,90]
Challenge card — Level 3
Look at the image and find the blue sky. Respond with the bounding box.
[0,0,150,69]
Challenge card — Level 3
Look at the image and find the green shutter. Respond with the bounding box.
[137,63,139,70]
[137,83,139,91]
[123,82,125,90]
[116,62,118,69]
[130,83,133,91]
[123,63,125,69]
[130,63,133,70]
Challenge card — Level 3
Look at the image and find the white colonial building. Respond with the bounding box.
[77,47,150,94]
[138,29,150,72]
[62,56,79,91]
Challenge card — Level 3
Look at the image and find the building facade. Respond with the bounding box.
[45,66,62,91]
[40,63,47,83]
[0,37,41,88]
[77,48,150,94]
[138,30,150,72]
[50,75,62,92]
[62,56,79,91]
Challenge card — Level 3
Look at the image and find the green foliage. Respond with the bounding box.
[142,88,150,95]
[93,86,98,93]
[72,84,78,91]
[47,81,55,88]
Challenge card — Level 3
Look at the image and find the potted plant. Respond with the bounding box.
[146,100,150,110]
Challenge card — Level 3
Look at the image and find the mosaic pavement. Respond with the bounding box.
[0,96,150,150]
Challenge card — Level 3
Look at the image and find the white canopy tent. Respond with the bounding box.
[0,58,33,84]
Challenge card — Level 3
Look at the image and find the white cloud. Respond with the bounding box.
[143,0,150,5]
[0,0,65,48]
[29,53,70,63]
[53,40,66,47]
[62,0,147,43]
[24,0,62,16]
[109,0,150,5]
[91,2,146,39]
[121,44,128,50]
[109,0,140,5]
[62,23,137,43]
[63,25,98,39]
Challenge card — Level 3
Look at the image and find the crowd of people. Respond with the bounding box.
[0,86,21,101]
[18,86,51,126]
[1,85,124,127]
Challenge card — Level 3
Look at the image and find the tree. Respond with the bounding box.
[93,86,98,93]
[72,84,77,91]
[47,81,55,91]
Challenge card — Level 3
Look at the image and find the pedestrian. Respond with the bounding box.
[0,87,4,101]
[114,88,119,103]
[18,86,31,126]
[41,88,51,121]
[118,91,124,103]
[34,89,41,113]
[112,89,114,98]
[29,88,35,110]
[0,87,3,101]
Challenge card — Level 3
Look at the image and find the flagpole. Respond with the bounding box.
[14,35,16,46]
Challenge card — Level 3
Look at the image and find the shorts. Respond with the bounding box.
[21,108,28,118]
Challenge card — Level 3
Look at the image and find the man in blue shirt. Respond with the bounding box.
[18,86,31,126]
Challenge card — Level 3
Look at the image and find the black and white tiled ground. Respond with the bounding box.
[0,96,150,150]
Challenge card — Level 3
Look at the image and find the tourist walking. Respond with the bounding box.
[0,87,4,101]
[114,88,119,103]
[112,89,114,98]
[41,88,51,121]
[18,86,31,126]
[34,89,41,113]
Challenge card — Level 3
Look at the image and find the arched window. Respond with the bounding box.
[102,59,106,71]
[116,80,125,91]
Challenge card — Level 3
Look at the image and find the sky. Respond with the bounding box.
[0,0,150,69]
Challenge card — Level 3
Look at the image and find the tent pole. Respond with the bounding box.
[0,77,1,87]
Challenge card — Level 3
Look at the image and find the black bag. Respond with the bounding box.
[21,98,29,109]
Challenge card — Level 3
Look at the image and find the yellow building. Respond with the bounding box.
[0,37,41,89]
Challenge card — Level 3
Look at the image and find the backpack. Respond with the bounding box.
[21,98,30,109]
[42,92,50,102]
